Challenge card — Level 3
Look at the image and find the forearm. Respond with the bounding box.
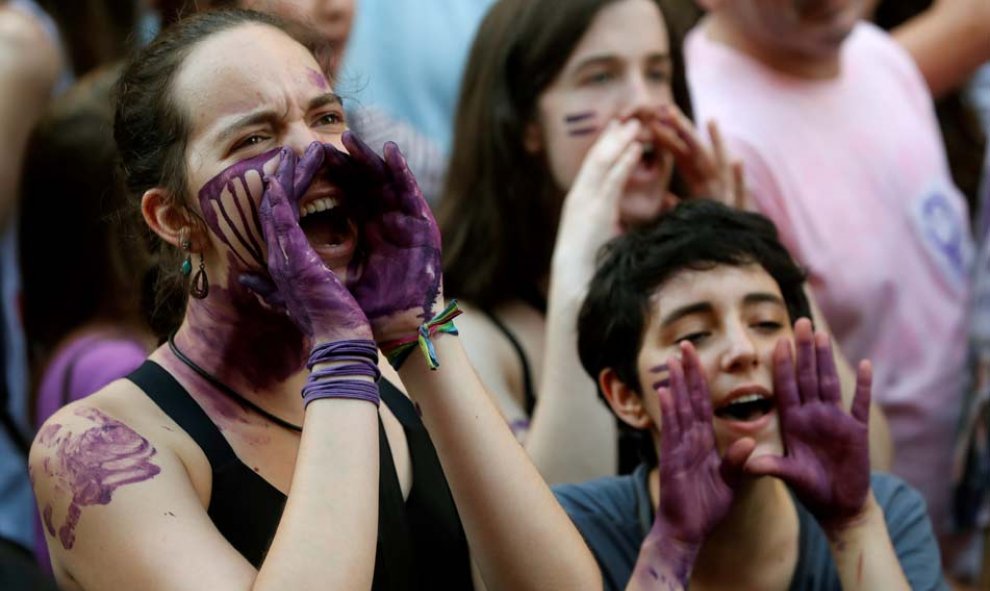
[894,3,990,98]
[526,280,617,484]
[626,537,696,591]
[399,335,601,591]
[255,400,379,591]
[826,494,911,591]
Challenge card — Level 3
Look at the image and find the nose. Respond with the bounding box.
[282,123,345,157]
[619,71,666,121]
[718,318,760,374]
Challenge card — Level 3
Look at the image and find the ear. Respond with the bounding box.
[522,119,543,154]
[599,367,653,430]
[141,187,205,250]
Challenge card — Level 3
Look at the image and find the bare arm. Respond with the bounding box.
[31,393,379,591]
[892,0,990,98]
[398,335,602,591]
[0,5,61,226]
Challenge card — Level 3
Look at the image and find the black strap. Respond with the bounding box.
[126,360,238,467]
[482,310,537,416]
[0,252,29,456]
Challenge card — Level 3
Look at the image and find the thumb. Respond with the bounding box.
[720,437,756,488]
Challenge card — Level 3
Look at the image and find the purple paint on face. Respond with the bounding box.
[39,407,160,550]
[307,68,329,90]
[650,363,670,390]
[198,148,280,271]
[564,111,596,123]
[567,126,598,137]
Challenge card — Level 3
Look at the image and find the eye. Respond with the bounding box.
[675,331,709,345]
[582,70,615,86]
[752,321,783,333]
[233,134,268,151]
[647,66,670,83]
[314,111,345,127]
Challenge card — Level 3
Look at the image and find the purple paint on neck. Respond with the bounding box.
[307,68,330,90]
[564,111,596,124]
[39,409,161,550]
[182,251,310,391]
[197,148,280,271]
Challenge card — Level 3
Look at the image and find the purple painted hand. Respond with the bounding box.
[329,132,443,344]
[634,342,754,588]
[745,318,872,535]
[253,144,373,343]
[655,342,755,547]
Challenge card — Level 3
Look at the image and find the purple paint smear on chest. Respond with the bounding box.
[41,409,161,550]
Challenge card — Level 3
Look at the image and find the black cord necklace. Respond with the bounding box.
[168,334,303,433]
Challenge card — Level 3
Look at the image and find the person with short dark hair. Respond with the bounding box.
[556,200,946,590]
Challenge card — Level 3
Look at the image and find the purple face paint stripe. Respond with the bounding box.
[564,111,596,124]
[223,180,265,265]
[650,363,669,373]
[568,126,598,137]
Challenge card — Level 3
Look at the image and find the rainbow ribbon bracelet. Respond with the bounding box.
[382,300,463,370]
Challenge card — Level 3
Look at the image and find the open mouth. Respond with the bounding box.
[714,392,774,422]
[298,196,352,248]
[640,141,659,169]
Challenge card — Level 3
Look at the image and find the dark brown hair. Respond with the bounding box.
[437,0,701,310]
[37,0,139,77]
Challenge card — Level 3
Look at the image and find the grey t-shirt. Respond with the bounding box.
[554,466,947,590]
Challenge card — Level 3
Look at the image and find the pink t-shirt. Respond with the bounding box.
[686,21,972,533]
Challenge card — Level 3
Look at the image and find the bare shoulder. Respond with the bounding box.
[29,381,246,590]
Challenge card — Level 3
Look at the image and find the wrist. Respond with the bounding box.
[820,491,880,543]
[380,300,461,370]
[635,534,699,587]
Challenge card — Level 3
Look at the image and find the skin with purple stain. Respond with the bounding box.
[631,343,752,590]
[327,131,444,343]
[307,67,329,91]
[564,110,599,137]
[649,362,669,391]
[745,321,873,535]
[255,143,374,344]
[197,147,281,271]
[35,407,161,550]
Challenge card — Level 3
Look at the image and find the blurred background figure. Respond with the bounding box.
[686,0,973,573]
[0,0,62,588]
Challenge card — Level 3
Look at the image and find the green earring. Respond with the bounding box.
[180,239,193,276]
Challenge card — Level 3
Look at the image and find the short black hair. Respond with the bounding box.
[578,199,811,396]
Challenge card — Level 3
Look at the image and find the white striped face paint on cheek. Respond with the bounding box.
[197,148,281,270]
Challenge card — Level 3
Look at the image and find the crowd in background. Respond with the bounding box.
[0,0,988,589]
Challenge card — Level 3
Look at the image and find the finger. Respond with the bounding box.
[707,119,728,171]
[668,357,695,433]
[659,106,714,174]
[274,146,297,190]
[293,141,326,196]
[237,273,286,309]
[814,331,842,405]
[656,386,681,448]
[342,130,387,176]
[681,341,711,422]
[731,161,746,209]
[720,437,756,488]
[649,118,690,159]
[794,317,818,404]
[578,118,641,181]
[601,140,642,200]
[851,360,873,424]
[772,337,800,415]
[383,142,431,218]
[742,454,798,482]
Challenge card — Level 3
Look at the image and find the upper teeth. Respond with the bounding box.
[299,197,338,219]
[728,394,765,406]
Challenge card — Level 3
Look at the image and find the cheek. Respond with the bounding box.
[544,127,595,191]
[196,149,280,270]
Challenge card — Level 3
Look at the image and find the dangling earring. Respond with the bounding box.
[180,230,209,299]
[190,253,209,299]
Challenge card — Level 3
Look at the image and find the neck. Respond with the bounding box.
[171,271,311,398]
[649,467,797,586]
[704,14,842,80]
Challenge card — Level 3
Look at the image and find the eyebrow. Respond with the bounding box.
[571,52,671,74]
[659,292,786,328]
[216,93,343,142]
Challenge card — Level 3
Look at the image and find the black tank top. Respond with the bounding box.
[127,361,473,590]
